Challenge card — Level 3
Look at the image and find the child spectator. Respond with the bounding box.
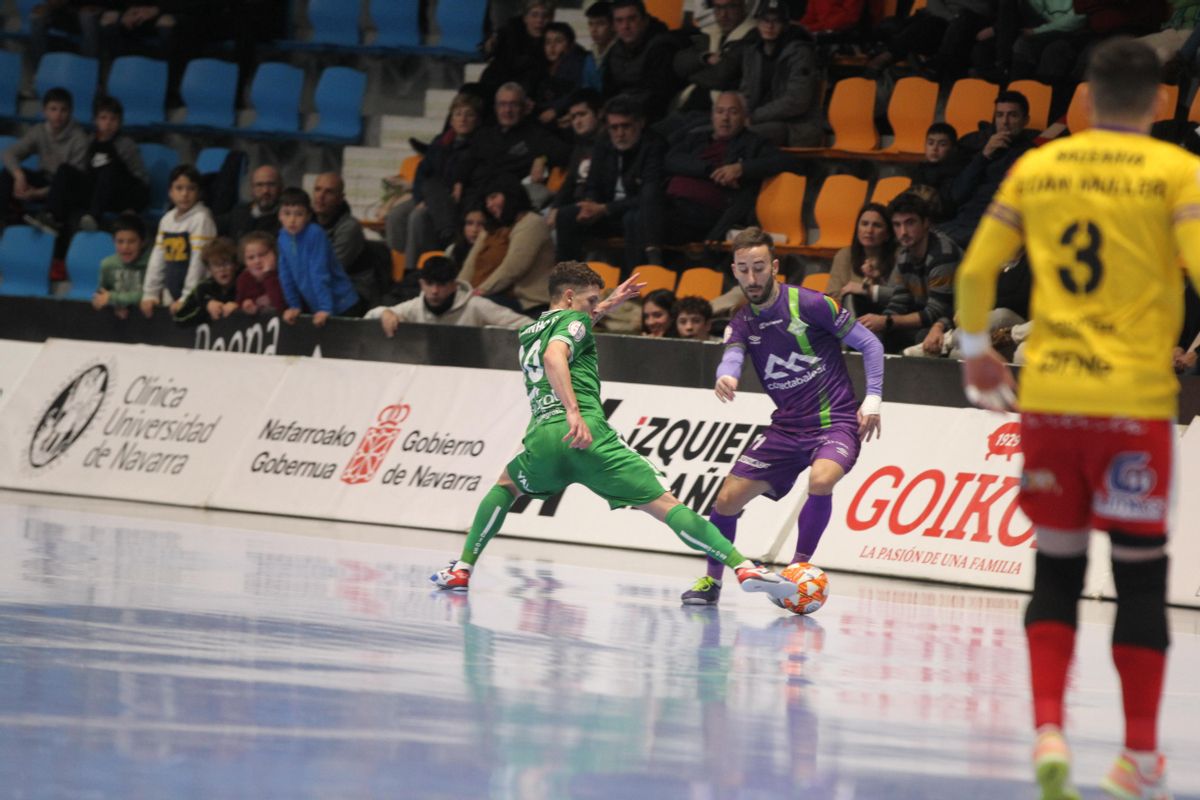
[2,87,88,225]
[911,122,966,221]
[674,295,716,340]
[536,21,589,124]
[641,288,677,336]
[277,187,367,327]
[92,212,148,319]
[139,164,216,317]
[236,231,285,315]
[172,237,239,325]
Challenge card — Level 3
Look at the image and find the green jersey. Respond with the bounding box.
[517,309,603,429]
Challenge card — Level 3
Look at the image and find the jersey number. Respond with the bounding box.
[518,340,544,383]
[1058,221,1103,295]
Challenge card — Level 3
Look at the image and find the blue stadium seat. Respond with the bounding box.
[34,53,99,117]
[5,0,39,37]
[139,143,180,215]
[370,0,421,48]
[431,0,487,57]
[175,58,238,130]
[0,51,21,117]
[105,55,166,127]
[302,67,366,143]
[280,0,359,48]
[64,231,114,301]
[196,147,231,174]
[0,226,55,297]
[243,62,304,136]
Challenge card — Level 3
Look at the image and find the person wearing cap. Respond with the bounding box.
[738,0,823,147]
[364,255,531,335]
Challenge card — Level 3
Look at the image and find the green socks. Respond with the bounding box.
[460,484,516,565]
[665,504,746,568]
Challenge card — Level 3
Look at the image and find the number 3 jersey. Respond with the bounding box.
[517,309,604,431]
[724,285,859,431]
[986,128,1200,419]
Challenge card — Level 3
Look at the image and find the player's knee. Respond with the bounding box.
[1024,551,1088,629]
[712,486,745,516]
[1111,549,1169,651]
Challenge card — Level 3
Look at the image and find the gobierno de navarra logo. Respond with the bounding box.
[340,403,411,485]
[28,364,109,468]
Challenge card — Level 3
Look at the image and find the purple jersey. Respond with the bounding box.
[724,284,859,430]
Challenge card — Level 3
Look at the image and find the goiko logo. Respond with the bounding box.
[763,352,820,380]
[340,404,411,484]
[29,364,109,468]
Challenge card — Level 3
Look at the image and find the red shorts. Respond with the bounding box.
[1019,413,1173,536]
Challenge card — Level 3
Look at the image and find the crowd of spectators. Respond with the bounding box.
[5,0,1200,370]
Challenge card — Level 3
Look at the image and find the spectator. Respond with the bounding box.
[674,0,756,112]
[236,230,285,315]
[139,164,215,317]
[546,88,604,227]
[1,88,87,226]
[993,0,1086,86]
[92,212,148,319]
[481,0,554,98]
[447,207,489,267]
[859,192,960,354]
[366,255,531,333]
[1138,0,1200,66]
[172,236,239,325]
[311,172,367,275]
[674,295,717,339]
[30,95,148,266]
[219,164,282,242]
[866,0,993,76]
[939,91,1036,248]
[911,122,967,221]
[583,1,617,90]
[826,202,898,316]
[459,177,556,314]
[555,95,667,268]
[277,187,367,327]
[535,21,589,124]
[799,0,866,40]
[386,93,483,262]
[603,0,686,121]
[659,91,793,253]
[100,2,215,104]
[456,82,571,210]
[641,287,677,335]
[738,0,823,147]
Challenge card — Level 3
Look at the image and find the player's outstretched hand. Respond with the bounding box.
[562,409,593,449]
[858,410,881,442]
[593,274,648,321]
[715,375,738,403]
[962,350,1017,412]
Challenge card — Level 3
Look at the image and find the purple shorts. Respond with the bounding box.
[730,423,860,500]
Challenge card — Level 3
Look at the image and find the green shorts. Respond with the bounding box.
[507,415,667,509]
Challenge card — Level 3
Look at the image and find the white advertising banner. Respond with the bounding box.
[211,361,531,530]
[1168,421,1200,608]
[0,339,287,506]
[0,339,41,412]
[501,380,801,561]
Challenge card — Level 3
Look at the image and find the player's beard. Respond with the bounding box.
[741,282,773,306]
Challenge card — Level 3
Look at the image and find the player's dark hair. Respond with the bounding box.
[549,261,604,300]
[1087,37,1161,120]
[674,295,713,321]
[279,187,312,211]
[201,236,238,267]
[730,226,776,259]
[925,121,956,144]
[112,211,146,241]
[168,163,202,189]
[850,202,896,273]
[92,94,123,120]
[546,21,576,44]
[888,191,930,222]
[995,90,1030,118]
[42,86,73,109]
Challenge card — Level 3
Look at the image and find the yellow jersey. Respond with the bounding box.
[957,128,1200,419]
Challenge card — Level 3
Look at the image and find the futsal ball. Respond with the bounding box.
[778,562,829,615]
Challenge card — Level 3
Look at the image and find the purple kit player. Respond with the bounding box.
[681,227,885,605]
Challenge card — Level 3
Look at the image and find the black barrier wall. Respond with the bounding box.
[4,297,1200,421]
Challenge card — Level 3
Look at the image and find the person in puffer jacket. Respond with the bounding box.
[276,187,366,328]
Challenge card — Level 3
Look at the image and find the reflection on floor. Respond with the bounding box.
[0,491,1197,799]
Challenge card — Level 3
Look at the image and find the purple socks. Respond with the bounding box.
[793,493,833,564]
[706,510,740,580]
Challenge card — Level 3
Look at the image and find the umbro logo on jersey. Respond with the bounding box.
[749,335,762,345]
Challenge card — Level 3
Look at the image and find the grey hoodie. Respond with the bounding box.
[2,119,88,174]
[364,280,531,328]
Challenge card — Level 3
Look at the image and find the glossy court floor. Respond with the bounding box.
[1,490,1197,800]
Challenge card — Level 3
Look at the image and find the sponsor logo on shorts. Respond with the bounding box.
[1021,469,1059,494]
[517,469,532,492]
[737,455,772,469]
[1095,451,1164,522]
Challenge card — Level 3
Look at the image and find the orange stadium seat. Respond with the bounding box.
[944,78,999,139]
[1007,80,1051,131]
[676,267,724,300]
[398,154,422,184]
[827,78,880,152]
[645,0,684,27]
[882,77,938,154]
[871,175,912,206]
[802,272,831,292]
[631,265,678,294]
[809,175,868,250]
[588,261,621,290]
[546,166,567,194]
[755,173,807,246]
[1157,83,1180,122]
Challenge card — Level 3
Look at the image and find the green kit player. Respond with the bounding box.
[430,261,796,600]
